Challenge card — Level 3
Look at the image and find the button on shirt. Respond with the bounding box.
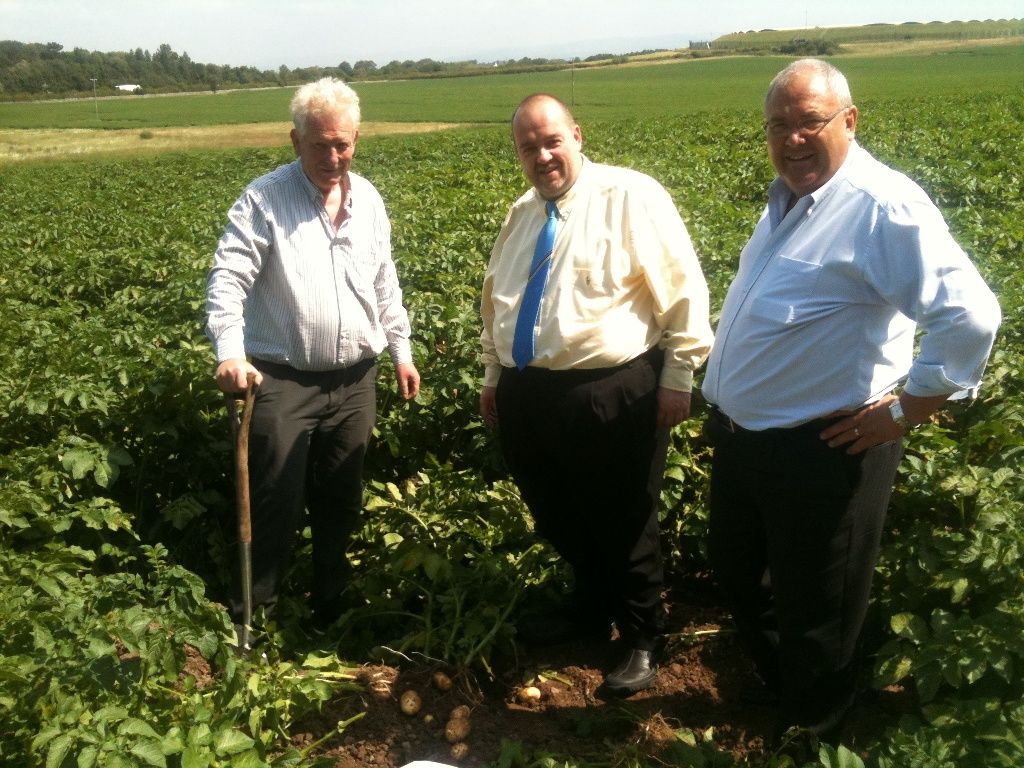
[702,141,1001,430]
[206,161,413,371]
[481,159,713,392]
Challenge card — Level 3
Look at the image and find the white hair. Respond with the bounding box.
[765,58,853,112]
[290,77,361,136]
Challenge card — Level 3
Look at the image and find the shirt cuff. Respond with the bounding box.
[389,341,414,367]
[658,364,694,393]
[482,364,502,388]
[214,327,247,364]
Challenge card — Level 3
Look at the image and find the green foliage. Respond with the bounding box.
[0,85,1022,766]
[341,470,551,668]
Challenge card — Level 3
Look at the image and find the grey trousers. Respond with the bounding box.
[229,357,376,623]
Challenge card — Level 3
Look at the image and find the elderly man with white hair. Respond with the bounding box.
[206,78,420,639]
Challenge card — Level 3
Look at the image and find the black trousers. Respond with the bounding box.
[230,358,377,622]
[495,347,669,649]
[705,408,903,737]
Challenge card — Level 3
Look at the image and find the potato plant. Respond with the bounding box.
[0,92,1021,766]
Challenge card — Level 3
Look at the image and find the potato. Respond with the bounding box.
[432,670,453,691]
[445,716,471,743]
[450,742,470,761]
[517,685,542,703]
[399,689,422,716]
[449,704,471,721]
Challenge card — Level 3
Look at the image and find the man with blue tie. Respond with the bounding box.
[479,93,713,694]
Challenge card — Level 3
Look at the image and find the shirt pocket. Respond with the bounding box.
[748,255,823,326]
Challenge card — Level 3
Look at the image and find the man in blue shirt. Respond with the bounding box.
[701,59,1000,742]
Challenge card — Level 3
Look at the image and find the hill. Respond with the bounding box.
[712,18,1023,51]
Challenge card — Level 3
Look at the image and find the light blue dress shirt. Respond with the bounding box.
[205,161,413,371]
[702,141,1001,430]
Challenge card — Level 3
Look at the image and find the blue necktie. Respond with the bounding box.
[512,200,559,370]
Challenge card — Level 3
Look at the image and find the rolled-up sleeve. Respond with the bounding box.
[630,183,714,392]
[871,199,1001,398]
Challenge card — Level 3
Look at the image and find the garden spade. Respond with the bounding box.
[225,374,257,653]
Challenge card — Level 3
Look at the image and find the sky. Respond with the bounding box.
[2,0,1020,70]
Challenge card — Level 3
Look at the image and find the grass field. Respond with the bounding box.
[0,41,1020,134]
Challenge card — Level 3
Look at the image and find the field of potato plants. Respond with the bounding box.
[1,85,1022,768]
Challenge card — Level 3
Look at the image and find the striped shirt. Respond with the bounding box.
[205,160,413,371]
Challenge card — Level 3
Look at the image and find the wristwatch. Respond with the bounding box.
[888,398,910,430]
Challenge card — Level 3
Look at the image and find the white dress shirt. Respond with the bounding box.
[702,141,1001,430]
[206,161,413,371]
[481,159,713,391]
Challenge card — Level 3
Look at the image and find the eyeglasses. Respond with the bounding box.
[763,107,850,139]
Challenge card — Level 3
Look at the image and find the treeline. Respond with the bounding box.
[0,40,659,101]
[0,41,276,98]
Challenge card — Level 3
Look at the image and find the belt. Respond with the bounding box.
[708,405,747,434]
[504,345,662,382]
[707,405,835,435]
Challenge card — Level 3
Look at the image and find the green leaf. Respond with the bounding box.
[130,740,168,767]
[31,725,62,753]
[229,751,267,768]
[214,729,255,756]
[949,577,969,603]
[819,744,866,768]
[77,746,99,768]
[890,612,928,642]
[181,747,211,768]
[120,718,161,739]
[62,448,96,480]
[46,733,75,768]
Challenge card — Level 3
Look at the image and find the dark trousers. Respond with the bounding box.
[231,358,376,622]
[495,347,669,649]
[705,408,903,737]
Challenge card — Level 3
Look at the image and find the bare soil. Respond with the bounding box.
[290,577,915,767]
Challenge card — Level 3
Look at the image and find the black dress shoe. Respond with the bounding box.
[602,648,657,695]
